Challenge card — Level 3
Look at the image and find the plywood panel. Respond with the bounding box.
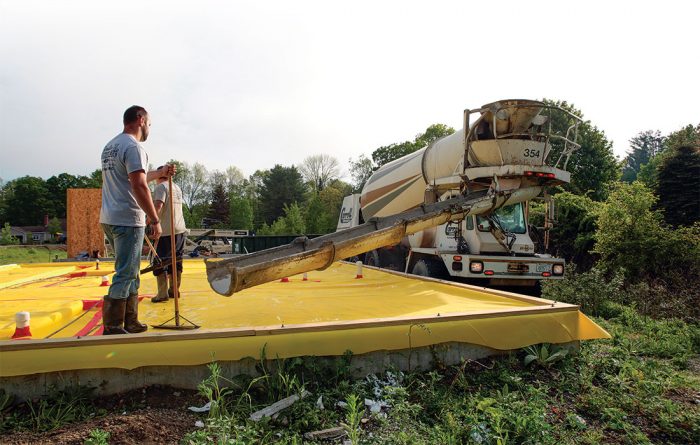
[67,189,103,258]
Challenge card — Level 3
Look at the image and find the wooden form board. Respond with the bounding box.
[67,188,103,258]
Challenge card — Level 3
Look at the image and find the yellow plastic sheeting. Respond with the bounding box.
[0,264,79,290]
[0,263,117,338]
[0,310,608,377]
[2,261,542,339]
[0,260,610,377]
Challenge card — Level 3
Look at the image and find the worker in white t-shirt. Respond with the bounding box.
[151,170,188,303]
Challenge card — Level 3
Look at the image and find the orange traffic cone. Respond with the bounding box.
[100,276,110,286]
[280,277,290,283]
[12,312,31,339]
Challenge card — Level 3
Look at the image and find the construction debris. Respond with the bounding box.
[303,426,347,441]
[249,390,311,422]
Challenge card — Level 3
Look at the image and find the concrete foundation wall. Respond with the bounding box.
[2,342,509,401]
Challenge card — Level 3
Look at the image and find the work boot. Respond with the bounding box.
[125,293,148,333]
[152,273,169,303]
[102,296,128,335]
[168,270,182,299]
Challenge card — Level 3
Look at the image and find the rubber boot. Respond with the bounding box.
[125,293,148,333]
[152,273,169,303]
[102,296,128,335]
[168,270,182,299]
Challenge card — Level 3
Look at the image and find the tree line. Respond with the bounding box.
[0,99,697,244]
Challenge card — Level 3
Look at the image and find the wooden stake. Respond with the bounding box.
[152,174,199,330]
[168,176,181,326]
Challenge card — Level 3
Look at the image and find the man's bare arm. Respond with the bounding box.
[154,201,164,214]
[129,170,162,239]
[146,164,176,182]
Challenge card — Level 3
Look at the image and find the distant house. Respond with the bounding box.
[10,217,67,244]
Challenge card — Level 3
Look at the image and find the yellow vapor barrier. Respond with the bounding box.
[0,261,610,377]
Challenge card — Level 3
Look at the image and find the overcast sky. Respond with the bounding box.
[1,0,698,182]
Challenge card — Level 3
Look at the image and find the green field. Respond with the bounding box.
[0,246,67,265]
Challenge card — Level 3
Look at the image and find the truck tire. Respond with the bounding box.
[411,258,448,279]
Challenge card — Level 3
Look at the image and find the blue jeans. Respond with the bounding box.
[102,224,145,300]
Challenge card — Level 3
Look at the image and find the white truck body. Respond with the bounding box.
[205,99,581,296]
[337,99,581,287]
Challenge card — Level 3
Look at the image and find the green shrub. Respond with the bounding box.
[0,223,19,245]
[541,266,625,316]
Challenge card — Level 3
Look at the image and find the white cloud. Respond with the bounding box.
[1,0,698,181]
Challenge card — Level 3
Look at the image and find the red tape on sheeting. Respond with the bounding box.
[75,310,103,337]
[82,299,102,310]
[64,272,87,278]
[76,296,147,337]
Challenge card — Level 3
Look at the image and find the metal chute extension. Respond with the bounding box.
[205,186,542,296]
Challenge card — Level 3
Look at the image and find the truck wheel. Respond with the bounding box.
[411,258,448,279]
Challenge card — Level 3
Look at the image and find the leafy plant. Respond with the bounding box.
[523,344,569,368]
[84,428,110,445]
[256,345,305,402]
[341,394,363,445]
[198,361,234,419]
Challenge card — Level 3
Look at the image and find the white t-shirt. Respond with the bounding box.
[99,133,149,227]
[153,182,188,235]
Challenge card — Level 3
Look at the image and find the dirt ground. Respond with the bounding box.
[0,386,204,445]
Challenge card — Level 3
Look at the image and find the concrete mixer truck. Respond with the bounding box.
[336,99,582,288]
[205,99,581,296]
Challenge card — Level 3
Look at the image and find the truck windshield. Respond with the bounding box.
[476,203,526,234]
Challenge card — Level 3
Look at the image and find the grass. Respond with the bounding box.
[0,245,67,265]
[1,303,697,443]
[180,304,699,444]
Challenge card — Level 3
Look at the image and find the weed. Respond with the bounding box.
[341,394,363,445]
[0,390,13,412]
[256,345,305,402]
[23,385,95,432]
[84,428,110,445]
[523,343,569,368]
[198,361,266,419]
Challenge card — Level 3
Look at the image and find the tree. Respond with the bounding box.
[244,170,269,229]
[299,154,340,193]
[371,124,455,168]
[46,217,62,237]
[639,124,700,189]
[543,100,619,201]
[229,196,253,230]
[415,123,455,148]
[656,145,700,227]
[0,222,19,245]
[531,192,601,270]
[348,155,375,192]
[210,166,245,195]
[2,176,51,226]
[621,130,666,182]
[206,183,230,227]
[45,173,97,218]
[258,203,306,235]
[86,169,103,188]
[178,162,210,222]
[257,165,307,226]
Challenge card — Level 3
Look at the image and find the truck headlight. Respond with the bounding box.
[470,261,484,273]
[552,264,564,275]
